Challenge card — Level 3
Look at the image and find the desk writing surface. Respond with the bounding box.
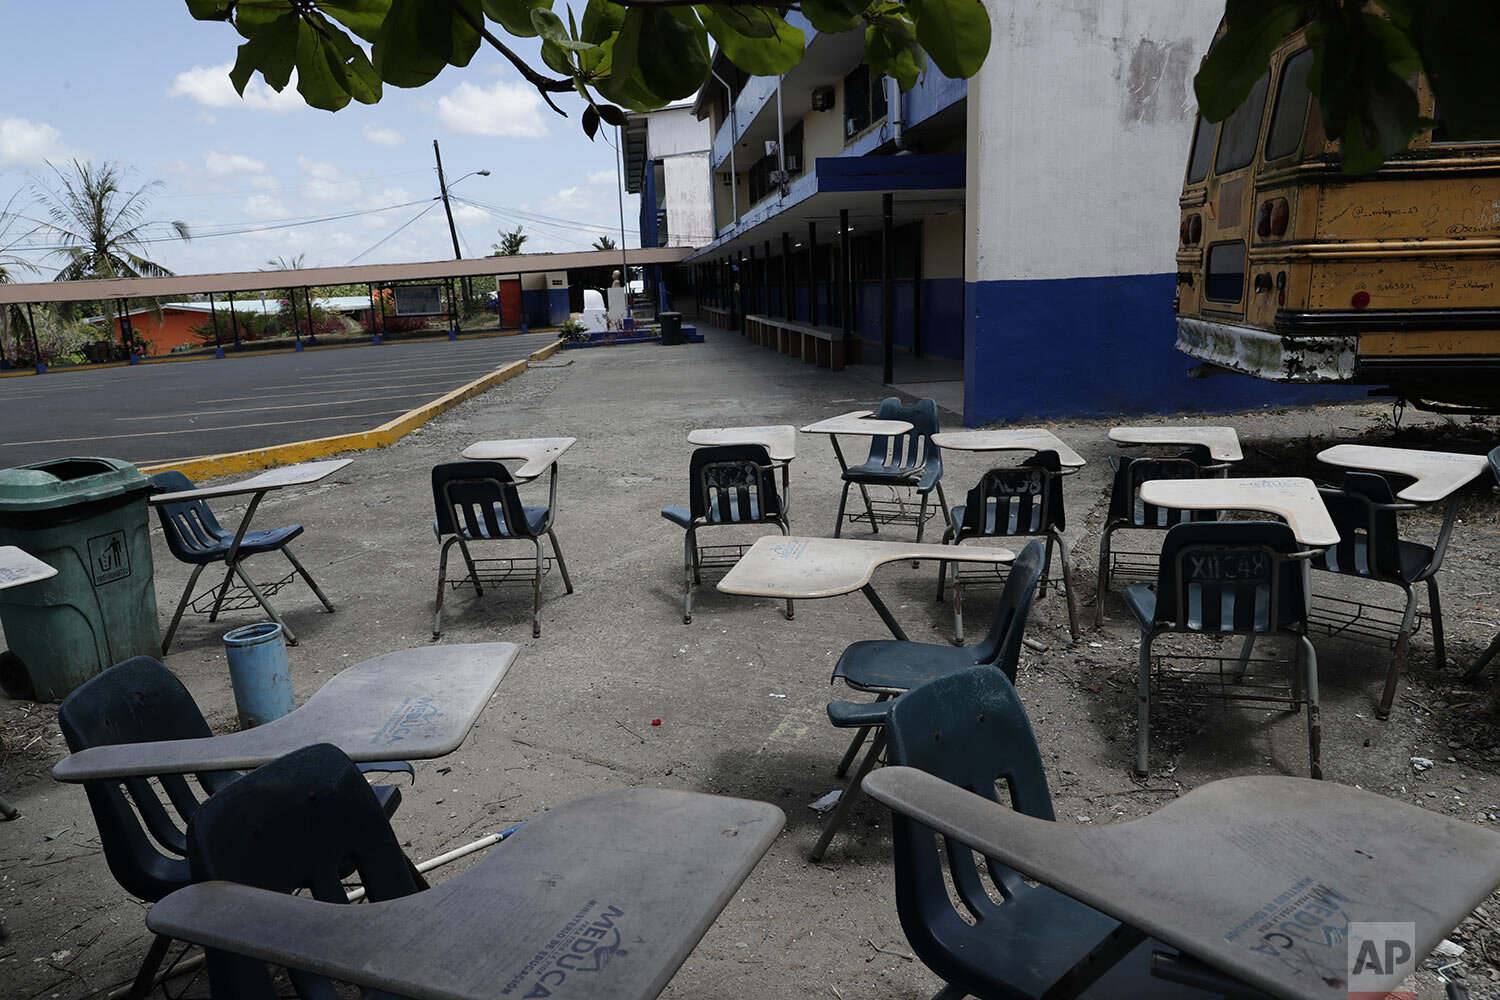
[865,767,1500,1000]
[687,425,797,462]
[930,430,1086,468]
[1108,426,1243,462]
[460,437,577,480]
[1138,477,1340,547]
[718,536,1013,600]
[147,788,784,1000]
[0,546,56,590]
[52,643,517,782]
[1317,444,1489,503]
[799,411,913,437]
[150,459,353,504]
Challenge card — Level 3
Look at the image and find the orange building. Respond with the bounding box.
[93,297,377,355]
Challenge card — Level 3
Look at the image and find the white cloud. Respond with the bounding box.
[363,123,406,147]
[297,155,361,203]
[436,80,549,138]
[586,169,615,185]
[168,63,303,112]
[0,116,81,167]
[202,150,276,188]
[243,194,289,219]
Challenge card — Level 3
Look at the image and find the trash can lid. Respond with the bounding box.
[0,457,150,512]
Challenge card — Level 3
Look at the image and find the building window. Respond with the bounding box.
[843,65,888,140]
[746,122,806,205]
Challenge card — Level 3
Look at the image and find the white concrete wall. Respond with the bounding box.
[647,106,711,158]
[965,2,1222,283]
[664,151,713,247]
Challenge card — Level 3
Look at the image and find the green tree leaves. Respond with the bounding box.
[185,0,999,132]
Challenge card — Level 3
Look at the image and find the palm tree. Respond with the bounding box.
[591,235,617,251]
[31,159,190,347]
[491,226,527,256]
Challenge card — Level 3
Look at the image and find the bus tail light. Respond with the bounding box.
[1352,290,1370,309]
[1256,198,1289,239]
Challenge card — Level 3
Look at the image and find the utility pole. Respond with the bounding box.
[434,139,462,261]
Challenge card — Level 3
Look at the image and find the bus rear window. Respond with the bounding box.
[1266,49,1313,161]
[1205,241,1247,302]
[1215,72,1270,174]
[1186,114,1216,183]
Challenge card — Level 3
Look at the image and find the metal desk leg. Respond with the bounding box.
[859,583,909,642]
[830,436,879,534]
[810,730,885,862]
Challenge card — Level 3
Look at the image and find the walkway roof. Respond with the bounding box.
[0,246,692,306]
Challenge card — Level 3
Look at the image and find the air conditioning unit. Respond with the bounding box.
[785,156,799,173]
[811,86,835,112]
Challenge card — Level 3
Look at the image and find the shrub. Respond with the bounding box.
[556,319,589,343]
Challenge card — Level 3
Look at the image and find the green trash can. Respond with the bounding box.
[0,457,161,701]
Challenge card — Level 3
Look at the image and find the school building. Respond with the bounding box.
[662,3,1342,425]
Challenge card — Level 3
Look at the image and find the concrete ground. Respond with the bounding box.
[0,331,558,467]
[4,327,1500,999]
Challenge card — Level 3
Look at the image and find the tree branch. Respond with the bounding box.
[443,0,574,117]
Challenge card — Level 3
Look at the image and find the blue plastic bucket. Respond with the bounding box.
[222,622,294,729]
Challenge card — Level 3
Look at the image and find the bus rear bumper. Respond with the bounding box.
[1175,317,1356,384]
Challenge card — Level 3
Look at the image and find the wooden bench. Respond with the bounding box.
[743,315,855,370]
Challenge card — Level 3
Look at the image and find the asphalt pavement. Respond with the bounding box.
[0,332,558,467]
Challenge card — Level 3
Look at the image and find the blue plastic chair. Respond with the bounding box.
[151,470,335,653]
[835,397,948,541]
[810,541,1045,862]
[186,743,421,999]
[879,666,1229,1000]
[661,444,790,624]
[57,658,405,1000]
[432,461,573,638]
[1464,446,1500,682]
[939,452,1078,642]
[1093,447,1221,628]
[1313,471,1451,718]
[1127,521,1321,779]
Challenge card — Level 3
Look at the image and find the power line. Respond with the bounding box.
[2,200,431,253]
[346,202,439,265]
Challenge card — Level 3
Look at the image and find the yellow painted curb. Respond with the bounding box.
[141,358,530,480]
[529,338,565,362]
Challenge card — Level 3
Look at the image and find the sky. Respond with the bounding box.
[0,1,642,281]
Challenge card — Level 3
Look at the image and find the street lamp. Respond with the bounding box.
[432,141,490,314]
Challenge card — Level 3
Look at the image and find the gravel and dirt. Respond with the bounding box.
[3,328,1499,999]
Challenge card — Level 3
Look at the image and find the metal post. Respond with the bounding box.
[227,292,241,348]
[912,221,924,359]
[747,245,756,320]
[763,240,771,315]
[840,208,851,355]
[305,287,317,344]
[781,232,793,320]
[807,220,818,327]
[25,302,41,372]
[615,125,629,294]
[882,192,894,385]
[288,287,301,348]
[208,292,223,355]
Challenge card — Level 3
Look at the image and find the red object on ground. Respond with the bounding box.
[651,718,662,726]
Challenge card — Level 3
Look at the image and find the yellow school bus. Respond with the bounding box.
[1174,27,1500,411]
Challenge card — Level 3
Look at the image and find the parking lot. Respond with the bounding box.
[0,332,558,467]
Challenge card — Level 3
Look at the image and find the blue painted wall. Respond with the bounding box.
[850,278,963,359]
[962,272,1363,425]
[520,288,571,327]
